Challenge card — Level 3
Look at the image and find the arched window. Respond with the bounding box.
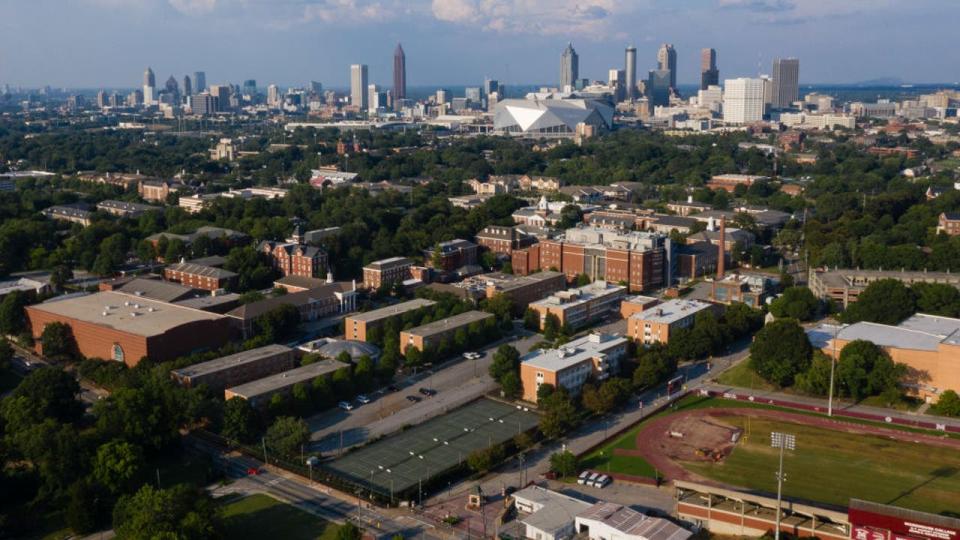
[112,343,124,363]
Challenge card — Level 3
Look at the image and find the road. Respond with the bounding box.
[308,326,544,454]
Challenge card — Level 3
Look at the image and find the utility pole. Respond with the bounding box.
[262,437,268,465]
[828,324,838,416]
[771,432,796,540]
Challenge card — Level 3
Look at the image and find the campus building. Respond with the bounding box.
[224,358,349,407]
[519,333,628,402]
[362,257,413,290]
[710,273,775,308]
[528,281,627,330]
[259,239,327,278]
[226,282,357,338]
[25,291,231,366]
[627,299,718,346]
[512,226,672,293]
[399,310,494,355]
[163,262,237,292]
[96,200,159,219]
[482,271,567,314]
[475,225,537,255]
[575,502,693,540]
[811,313,960,400]
[170,344,296,392]
[808,268,960,308]
[344,298,436,342]
[706,174,768,192]
[424,239,479,272]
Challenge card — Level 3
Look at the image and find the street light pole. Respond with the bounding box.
[771,432,796,540]
[828,324,838,417]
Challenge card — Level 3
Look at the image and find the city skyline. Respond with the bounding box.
[0,0,956,88]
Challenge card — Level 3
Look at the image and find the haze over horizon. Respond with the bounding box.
[0,0,956,89]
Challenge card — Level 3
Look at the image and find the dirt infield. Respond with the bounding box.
[634,407,960,483]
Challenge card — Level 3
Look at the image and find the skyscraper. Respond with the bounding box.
[267,84,280,108]
[393,43,406,102]
[723,78,765,124]
[647,69,671,107]
[143,67,156,105]
[609,69,625,103]
[560,43,579,91]
[183,74,192,97]
[193,71,206,93]
[164,75,179,97]
[350,64,368,110]
[700,48,719,90]
[625,45,637,101]
[367,84,380,112]
[243,80,257,97]
[483,78,500,98]
[772,57,800,109]
[657,43,677,90]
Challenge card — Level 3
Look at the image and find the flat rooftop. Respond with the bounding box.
[171,344,292,379]
[814,268,960,288]
[365,256,411,269]
[402,310,493,338]
[522,333,627,372]
[28,291,224,337]
[346,298,436,323]
[530,280,626,308]
[225,358,348,399]
[827,313,960,351]
[632,299,714,325]
[487,270,565,292]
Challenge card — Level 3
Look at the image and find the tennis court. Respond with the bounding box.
[322,399,539,498]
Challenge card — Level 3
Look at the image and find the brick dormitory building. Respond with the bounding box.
[511,226,673,293]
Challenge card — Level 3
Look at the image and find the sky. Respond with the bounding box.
[0,0,957,89]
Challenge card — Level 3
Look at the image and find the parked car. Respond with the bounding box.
[338,401,355,411]
[585,472,600,486]
[406,395,422,403]
[593,475,611,488]
[418,387,436,396]
[356,394,371,405]
[386,384,400,393]
[577,471,591,485]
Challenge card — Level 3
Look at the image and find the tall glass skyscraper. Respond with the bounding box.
[560,43,579,91]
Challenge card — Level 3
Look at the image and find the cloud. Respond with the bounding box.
[301,0,412,24]
[430,0,621,36]
[717,0,895,24]
[168,0,217,15]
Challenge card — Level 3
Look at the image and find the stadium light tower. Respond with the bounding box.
[771,432,796,540]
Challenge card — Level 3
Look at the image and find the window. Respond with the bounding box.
[111,343,125,363]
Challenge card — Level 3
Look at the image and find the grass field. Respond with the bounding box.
[684,416,960,515]
[221,494,342,540]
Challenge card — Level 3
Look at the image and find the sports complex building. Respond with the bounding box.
[320,399,538,503]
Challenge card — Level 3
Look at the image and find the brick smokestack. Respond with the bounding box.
[717,217,726,279]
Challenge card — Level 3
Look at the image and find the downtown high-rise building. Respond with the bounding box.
[772,57,800,109]
[723,78,765,124]
[183,74,192,97]
[243,79,257,97]
[625,45,637,101]
[142,67,156,105]
[350,64,368,110]
[657,43,677,90]
[700,48,719,90]
[368,84,380,112]
[193,71,206,93]
[560,42,579,91]
[647,69,671,107]
[393,43,406,102]
[267,84,280,108]
[609,69,626,102]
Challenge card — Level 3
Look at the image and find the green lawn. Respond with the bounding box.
[715,359,775,391]
[685,416,960,515]
[221,494,342,540]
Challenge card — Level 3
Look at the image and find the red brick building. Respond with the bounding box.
[362,257,413,289]
[937,212,960,236]
[706,174,768,193]
[424,239,479,272]
[259,240,327,278]
[164,262,237,291]
[475,225,535,255]
[25,291,231,367]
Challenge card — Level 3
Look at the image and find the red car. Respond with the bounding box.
[246,467,261,476]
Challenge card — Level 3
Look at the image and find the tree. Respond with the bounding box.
[500,371,522,399]
[523,308,539,331]
[265,416,310,458]
[489,344,521,381]
[404,345,423,367]
[112,484,222,539]
[536,383,555,402]
[837,340,905,401]
[841,279,915,325]
[575,273,591,287]
[1,366,83,428]
[0,289,29,335]
[222,397,259,443]
[912,282,960,318]
[337,522,363,540]
[254,304,300,342]
[332,367,354,400]
[795,351,834,396]
[543,313,561,340]
[769,286,819,321]
[40,322,76,362]
[49,264,74,290]
[549,450,579,478]
[581,383,609,415]
[559,204,584,229]
[750,319,812,387]
[0,337,12,370]
[632,346,676,390]
[934,390,960,417]
[481,292,514,325]
[93,440,143,494]
[539,388,579,438]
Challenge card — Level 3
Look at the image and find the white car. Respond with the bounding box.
[577,471,591,485]
[592,475,611,488]
[338,401,355,411]
[356,394,371,405]
[585,472,600,486]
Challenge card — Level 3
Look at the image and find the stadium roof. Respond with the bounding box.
[494,98,613,135]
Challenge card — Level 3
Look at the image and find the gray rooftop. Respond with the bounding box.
[632,299,714,325]
[403,310,493,338]
[522,333,627,372]
[166,262,237,280]
[172,344,292,379]
[531,280,626,308]
[577,502,693,540]
[225,358,349,399]
[514,486,591,535]
[346,298,437,323]
[820,313,960,352]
